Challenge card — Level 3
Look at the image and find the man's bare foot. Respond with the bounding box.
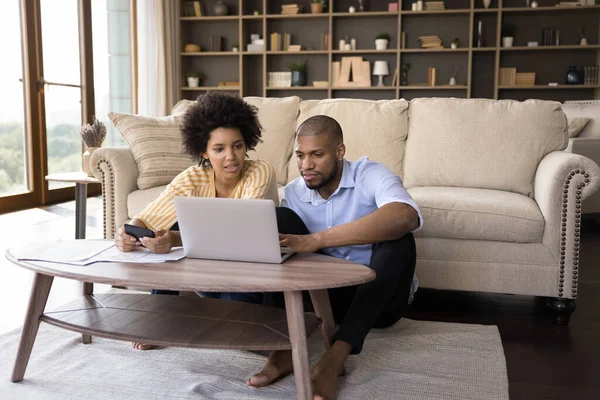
[246,350,294,387]
[132,342,156,350]
[311,341,352,400]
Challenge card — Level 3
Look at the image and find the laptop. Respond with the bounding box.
[174,197,295,264]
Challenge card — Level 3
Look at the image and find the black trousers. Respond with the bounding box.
[272,207,417,355]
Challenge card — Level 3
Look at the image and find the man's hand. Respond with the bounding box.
[140,230,173,254]
[279,233,321,253]
[115,225,141,252]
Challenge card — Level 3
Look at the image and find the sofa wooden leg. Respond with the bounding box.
[547,298,576,325]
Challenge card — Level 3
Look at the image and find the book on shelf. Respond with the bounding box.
[391,68,399,86]
[499,67,517,86]
[515,72,536,86]
[183,1,203,17]
[335,57,370,87]
[210,36,222,52]
[583,65,599,85]
[425,1,446,10]
[218,81,240,87]
[419,35,443,49]
[428,67,437,86]
[281,4,302,14]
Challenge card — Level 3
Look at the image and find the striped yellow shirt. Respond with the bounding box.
[136,159,277,231]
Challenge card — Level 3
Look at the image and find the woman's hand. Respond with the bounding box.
[115,225,140,252]
[140,230,173,254]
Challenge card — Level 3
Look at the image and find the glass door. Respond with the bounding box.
[39,0,84,191]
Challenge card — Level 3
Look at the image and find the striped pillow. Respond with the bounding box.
[109,112,196,190]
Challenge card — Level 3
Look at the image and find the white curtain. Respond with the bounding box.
[136,0,178,117]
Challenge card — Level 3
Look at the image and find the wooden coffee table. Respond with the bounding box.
[6,245,374,400]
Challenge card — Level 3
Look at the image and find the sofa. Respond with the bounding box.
[91,97,600,324]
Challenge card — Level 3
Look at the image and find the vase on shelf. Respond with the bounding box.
[483,0,492,8]
[566,66,581,85]
[291,71,306,87]
[580,37,588,46]
[213,1,228,16]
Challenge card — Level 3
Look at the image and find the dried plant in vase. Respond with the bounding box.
[80,117,107,176]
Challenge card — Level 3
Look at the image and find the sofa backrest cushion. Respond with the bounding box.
[403,98,568,197]
[171,96,300,186]
[561,101,600,138]
[288,98,409,182]
[109,112,195,190]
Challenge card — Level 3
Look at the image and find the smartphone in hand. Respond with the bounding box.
[124,223,155,240]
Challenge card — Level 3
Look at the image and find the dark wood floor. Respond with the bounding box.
[406,216,600,400]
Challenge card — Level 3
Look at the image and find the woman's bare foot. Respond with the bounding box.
[311,341,352,400]
[246,350,294,387]
[132,342,156,350]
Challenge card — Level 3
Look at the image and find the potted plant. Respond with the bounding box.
[449,67,461,86]
[375,33,390,50]
[311,0,325,14]
[79,118,107,176]
[186,71,205,87]
[288,61,307,87]
[450,38,460,49]
[501,23,516,48]
[232,43,239,52]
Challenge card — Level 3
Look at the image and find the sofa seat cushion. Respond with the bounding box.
[289,98,409,182]
[408,187,544,243]
[404,98,568,197]
[172,96,300,186]
[128,186,166,219]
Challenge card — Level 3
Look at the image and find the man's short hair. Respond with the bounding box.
[296,115,343,145]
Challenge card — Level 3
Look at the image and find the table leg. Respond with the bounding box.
[12,273,54,382]
[284,291,312,400]
[75,182,93,343]
[309,289,346,376]
[74,183,87,240]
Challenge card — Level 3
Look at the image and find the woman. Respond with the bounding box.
[114,92,277,349]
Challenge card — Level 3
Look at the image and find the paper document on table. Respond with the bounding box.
[11,239,186,265]
[11,240,115,264]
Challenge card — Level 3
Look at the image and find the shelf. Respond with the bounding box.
[399,85,468,90]
[473,8,499,13]
[180,16,239,21]
[472,47,498,52]
[332,49,397,54]
[332,11,398,17]
[182,86,240,91]
[501,45,600,51]
[241,15,263,20]
[498,84,600,90]
[502,5,600,13]
[266,51,329,55]
[181,52,240,56]
[266,13,329,19]
[401,48,469,53]
[332,87,396,90]
[401,9,471,15]
[266,87,329,90]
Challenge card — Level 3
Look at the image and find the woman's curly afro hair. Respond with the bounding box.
[181,92,263,167]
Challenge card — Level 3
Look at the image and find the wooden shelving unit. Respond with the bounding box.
[177,0,600,102]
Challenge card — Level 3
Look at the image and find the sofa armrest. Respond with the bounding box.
[90,147,139,239]
[534,151,600,299]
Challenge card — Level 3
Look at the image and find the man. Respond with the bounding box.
[246,115,423,399]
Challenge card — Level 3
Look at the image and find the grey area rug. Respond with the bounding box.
[0,319,508,400]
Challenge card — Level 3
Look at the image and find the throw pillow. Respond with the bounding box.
[109,112,195,190]
[561,102,600,138]
[567,117,591,138]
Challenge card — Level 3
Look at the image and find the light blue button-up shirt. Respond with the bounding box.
[282,157,423,299]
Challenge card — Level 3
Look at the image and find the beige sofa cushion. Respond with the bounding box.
[562,102,600,138]
[403,98,568,197]
[288,98,409,182]
[128,186,166,218]
[170,97,300,186]
[408,186,544,243]
[109,112,195,190]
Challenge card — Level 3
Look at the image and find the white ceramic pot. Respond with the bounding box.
[580,38,588,46]
[502,37,514,48]
[451,43,458,49]
[82,147,99,177]
[449,77,456,86]
[375,39,389,50]
[483,0,492,9]
[187,77,200,87]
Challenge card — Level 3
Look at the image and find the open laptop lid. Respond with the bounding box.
[174,197,288,264]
